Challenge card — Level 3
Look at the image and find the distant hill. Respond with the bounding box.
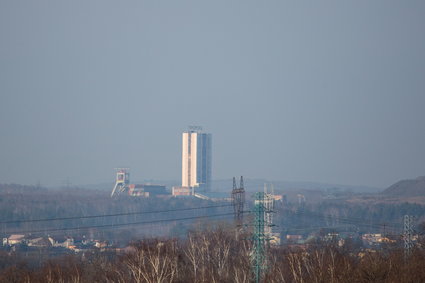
[382,176,425,197]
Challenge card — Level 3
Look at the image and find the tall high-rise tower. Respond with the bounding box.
[182,126,212,192]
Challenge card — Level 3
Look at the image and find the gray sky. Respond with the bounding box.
[1,1,424,188]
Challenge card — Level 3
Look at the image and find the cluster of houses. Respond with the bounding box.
[2,234,108,252]
[4,230,413,252]
[283,231,411,249]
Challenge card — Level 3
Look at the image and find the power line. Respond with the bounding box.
[0,203,233,225]
[5,212,238,235]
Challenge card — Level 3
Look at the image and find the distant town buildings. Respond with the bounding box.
[181,126,212,193]
[2,234,112,253]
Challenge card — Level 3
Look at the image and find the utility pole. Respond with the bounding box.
[404,215,414,260]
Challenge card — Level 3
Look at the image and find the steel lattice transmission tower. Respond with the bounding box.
[263,183,275,237]
[404,214,414,260]
[252,192,273,283]
[232,176,245,225]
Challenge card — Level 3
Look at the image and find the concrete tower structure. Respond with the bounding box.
[182,126,212,192]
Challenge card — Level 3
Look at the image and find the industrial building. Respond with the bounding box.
[128,184,167,197]
[111,168,167,197]
[171,186,192,196]
[181,126,212,193]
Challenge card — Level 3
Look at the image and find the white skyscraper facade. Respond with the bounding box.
[182,127,212,192]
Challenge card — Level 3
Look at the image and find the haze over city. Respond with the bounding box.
[1,1,424,188]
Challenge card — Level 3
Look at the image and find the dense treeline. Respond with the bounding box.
[2,183,425,243]
[276,200,425,236]
[1,226,425,282]
[0,184,232,243]
[2,183,425,282]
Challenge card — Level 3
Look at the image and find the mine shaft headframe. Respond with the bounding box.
[111,168,130,197]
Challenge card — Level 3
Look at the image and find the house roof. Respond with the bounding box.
[8,234,25,241]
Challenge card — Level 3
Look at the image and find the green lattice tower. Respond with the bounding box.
[404,215,414,261]
[252,192,267,283]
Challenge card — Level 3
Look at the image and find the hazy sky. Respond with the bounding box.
[1,1,424,188]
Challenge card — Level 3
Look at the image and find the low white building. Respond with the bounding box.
[48,236,74,248]
[27,237,51,248]
[3,234,25,246]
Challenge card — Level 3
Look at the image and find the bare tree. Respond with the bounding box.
[123,239,178,283]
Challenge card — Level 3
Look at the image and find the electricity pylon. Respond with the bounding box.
[232,176,245,226]
[404,215,414,260]
[252,192,274,283]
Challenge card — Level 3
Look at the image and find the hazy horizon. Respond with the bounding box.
[1,1,424,188]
